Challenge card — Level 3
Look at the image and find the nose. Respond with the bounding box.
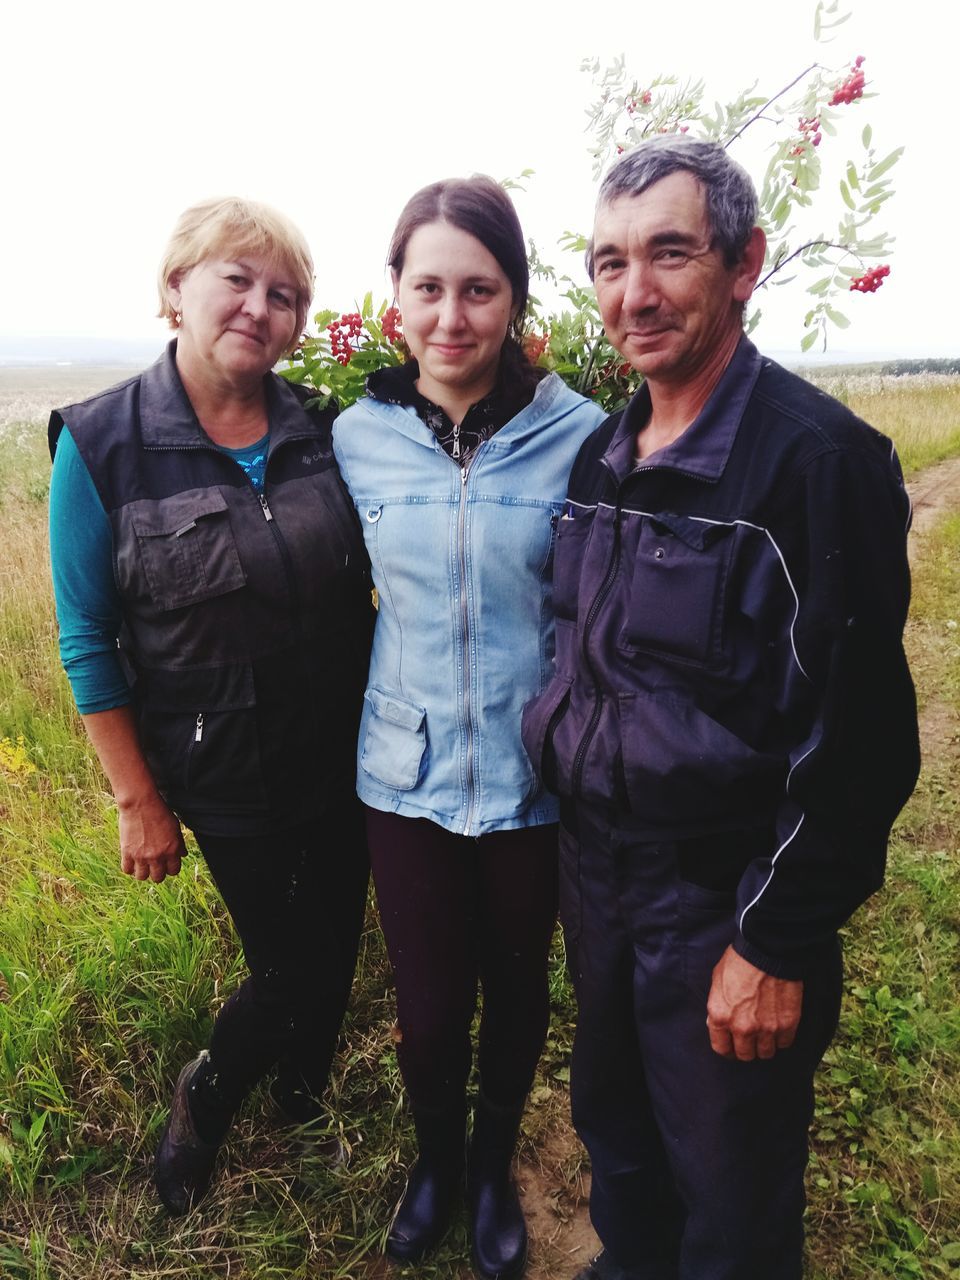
[241,285,270,321]
[621,260,660,314]
[437,293,467,332]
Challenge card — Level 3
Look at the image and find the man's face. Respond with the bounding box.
[591,171,760,386]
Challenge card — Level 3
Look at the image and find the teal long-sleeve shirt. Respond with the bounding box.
[49,425,269,714]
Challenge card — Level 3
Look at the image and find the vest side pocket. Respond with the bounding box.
[359,686,427,791]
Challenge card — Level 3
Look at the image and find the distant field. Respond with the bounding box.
[0,367,145,432]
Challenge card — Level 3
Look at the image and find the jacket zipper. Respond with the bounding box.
[458,456,477,835]
[568,457,713,799]
[570,489,622,798]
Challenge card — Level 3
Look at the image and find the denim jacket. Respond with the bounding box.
[333,373,604,835]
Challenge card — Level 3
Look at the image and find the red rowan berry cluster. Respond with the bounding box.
[381,306,403,345]
[829,56,866,106]
[625,89,653,114]
[523,331,549,363]
[791,115,822,155]
[849,263,890,293]
[327,312,363,365]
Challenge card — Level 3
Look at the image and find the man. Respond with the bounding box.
[521,138,919,1279]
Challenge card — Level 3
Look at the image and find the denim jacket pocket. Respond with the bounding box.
[129,488,246,612]
[619,514,735,666]
[360,686,428,791]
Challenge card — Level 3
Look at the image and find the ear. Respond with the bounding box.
[733,226,767,304]
[166,270,184,315]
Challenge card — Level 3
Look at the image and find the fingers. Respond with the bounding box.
[122,851,183,883]
[707,1022,777,1062]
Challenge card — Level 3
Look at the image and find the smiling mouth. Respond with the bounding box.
[431,342,474,355]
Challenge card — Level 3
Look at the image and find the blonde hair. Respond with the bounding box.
[157,197,314,349]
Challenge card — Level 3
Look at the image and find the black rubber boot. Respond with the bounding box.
[385,1099,466,1262]
[467,1092,528,1280]
[154,1051,234,1215]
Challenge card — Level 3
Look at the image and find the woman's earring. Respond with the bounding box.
[174,311,182,326]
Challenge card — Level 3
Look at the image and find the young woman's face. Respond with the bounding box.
[392,221,515,409]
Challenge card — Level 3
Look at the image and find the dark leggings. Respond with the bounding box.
[366,806,559,1109]
[193,801,369,1108]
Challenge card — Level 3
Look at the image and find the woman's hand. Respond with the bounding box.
[119,790,186,882]
[80,705,187,885]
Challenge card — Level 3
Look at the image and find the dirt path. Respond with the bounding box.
[906,454,960,539]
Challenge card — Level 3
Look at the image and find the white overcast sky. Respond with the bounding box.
[1,0,955,360]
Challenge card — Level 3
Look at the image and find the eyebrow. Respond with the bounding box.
[226,259,297,289]
[593,230,707,259]
[406,271,503,287]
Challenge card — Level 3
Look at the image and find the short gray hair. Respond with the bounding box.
[586,137,758,278]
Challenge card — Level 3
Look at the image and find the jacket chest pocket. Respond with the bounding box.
[552,509,596,623]
[619,514,737,666]
[127,488,247,611]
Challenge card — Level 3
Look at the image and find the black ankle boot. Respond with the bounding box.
[155,1051,235,1215]
[467,1092,527,1280]
[386,1099,466,1262]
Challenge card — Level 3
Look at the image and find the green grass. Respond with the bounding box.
[0,376,958,1277]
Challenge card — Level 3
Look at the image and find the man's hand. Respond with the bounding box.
[118,791,186,884]
[706,945,803,1061]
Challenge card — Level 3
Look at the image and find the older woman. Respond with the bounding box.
[48,198,374,1214]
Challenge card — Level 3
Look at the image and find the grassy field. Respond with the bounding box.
[0,370,958,1278]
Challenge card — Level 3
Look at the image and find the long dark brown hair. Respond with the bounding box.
[387,176,541,393]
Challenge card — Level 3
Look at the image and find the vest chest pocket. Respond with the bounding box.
[620,514,737,666]
[128,488,247,611]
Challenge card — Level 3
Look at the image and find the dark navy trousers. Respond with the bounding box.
[561,804,843,1280]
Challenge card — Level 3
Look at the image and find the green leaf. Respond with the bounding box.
[839,181,856,211]
[845,162,860,192]
[361,291,373,319]
[826,306,850,329]
[862,124,872,149]
[868,147,904,182]
[801,328,819,352]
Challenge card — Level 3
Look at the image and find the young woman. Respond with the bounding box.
[332,176,604,1278]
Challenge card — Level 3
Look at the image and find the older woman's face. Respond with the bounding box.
[169,254,300,385]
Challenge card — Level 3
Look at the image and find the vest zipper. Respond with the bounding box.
[259,493,274,521]
[185,713,204,791]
